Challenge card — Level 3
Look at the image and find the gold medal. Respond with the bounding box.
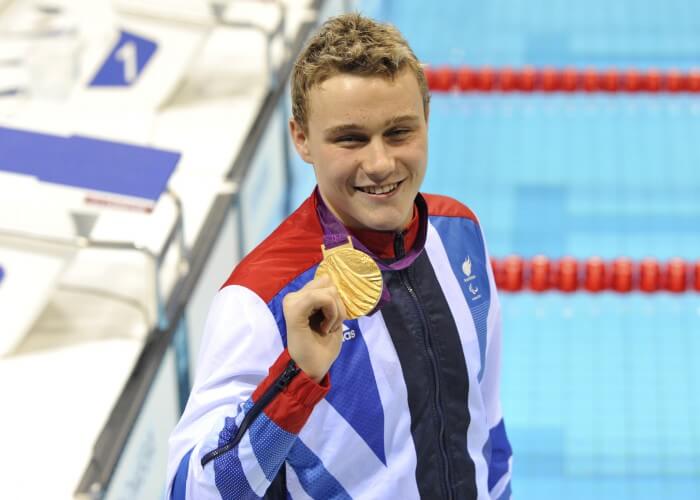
[314,237,383,319]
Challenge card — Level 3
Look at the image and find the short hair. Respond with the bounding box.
[291,13,430,132]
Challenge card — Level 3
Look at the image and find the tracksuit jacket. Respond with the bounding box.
[166,191,513,499]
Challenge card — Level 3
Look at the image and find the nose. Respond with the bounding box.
[362,137,395,181]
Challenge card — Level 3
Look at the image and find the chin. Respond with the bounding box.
[341,205,410,232]
[359,217,403,232]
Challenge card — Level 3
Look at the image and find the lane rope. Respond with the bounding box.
[491,256,700,293]
[424,66,700,94]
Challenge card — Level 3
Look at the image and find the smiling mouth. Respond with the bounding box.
[356,181,402,195]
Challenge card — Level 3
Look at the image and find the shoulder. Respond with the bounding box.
[222,195,323,304]
[422,193,479,223]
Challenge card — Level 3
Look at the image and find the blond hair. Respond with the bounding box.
[291,13,430,131]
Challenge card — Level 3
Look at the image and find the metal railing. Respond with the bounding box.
[0,189,188,331]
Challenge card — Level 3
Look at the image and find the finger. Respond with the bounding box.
[331,286,348,331]
[285,282,338,311]
[286,284,345,334]
[303,273,334,291]
[293,288,339,334]
[298,282,342,309]
[302,286,341,315]
[335,293,348,323]
[330,320,344,336]
[329,293,348,334]
[318,294,340,334]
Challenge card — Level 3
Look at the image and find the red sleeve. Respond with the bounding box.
[252,349,331,434]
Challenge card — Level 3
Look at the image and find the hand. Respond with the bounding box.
[283,274,347,383]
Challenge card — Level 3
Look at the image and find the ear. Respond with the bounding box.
[289,118,313,164]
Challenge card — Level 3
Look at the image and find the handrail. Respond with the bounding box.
[0,189,188,330]
[74,0,327,497]
[213,0,290,86]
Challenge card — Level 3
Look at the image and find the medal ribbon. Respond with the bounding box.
[314,187,429,307]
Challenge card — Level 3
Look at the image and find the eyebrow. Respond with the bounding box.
[323,114,421,137]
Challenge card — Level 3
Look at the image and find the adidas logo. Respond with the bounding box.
[342,327,356,342]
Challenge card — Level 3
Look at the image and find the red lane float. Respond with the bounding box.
[424,66,700,94]
[584,257,607,292]
[644,69,663,92]
[689,71,700,92]
[477,67,495,91]
[639,258,661,293]
[520,66,537,91]
[490,256,698,294]
[556,257,579,292]
[541,67,560,92]
[612,257,634,293]
[666,70,685,93]
[490,257,505,290]
[583,68,600,92]
[529,255,551,292]
[432,66,454,91]
[624,70,643,92]
[456,66,476,91]
[666,258,687,293]
[498,67,517,91]
[502,255,524,292]
[561,68,579,92]
[602,69,621,92]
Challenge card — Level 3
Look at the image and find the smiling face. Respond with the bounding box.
[290,68,428,232]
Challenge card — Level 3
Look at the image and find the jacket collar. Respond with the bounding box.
[313,187,428,271]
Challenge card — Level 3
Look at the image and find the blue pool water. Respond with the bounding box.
[362,0,700,69]
[289,2,700,498]
[500,293,700,499]
[424,94,700,260]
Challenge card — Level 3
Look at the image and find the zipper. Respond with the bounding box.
[201,359,301,467]
[394,233,455,500]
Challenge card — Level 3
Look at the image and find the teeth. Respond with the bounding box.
[359,182,399,195]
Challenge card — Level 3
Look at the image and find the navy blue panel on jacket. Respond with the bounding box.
[381,248,477,500]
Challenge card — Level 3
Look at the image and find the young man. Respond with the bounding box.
[167,13,512,500]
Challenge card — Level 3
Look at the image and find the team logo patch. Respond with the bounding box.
[462,256,482,301]
[462,256,472,277]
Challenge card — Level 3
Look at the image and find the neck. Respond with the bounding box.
[348,205,420,260]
